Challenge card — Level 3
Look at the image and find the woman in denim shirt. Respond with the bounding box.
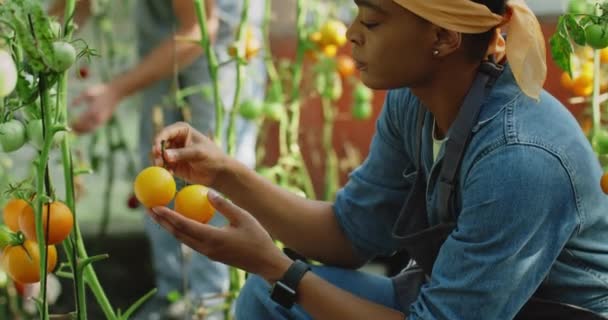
[146,0,608,319]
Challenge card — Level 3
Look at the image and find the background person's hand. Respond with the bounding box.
[71,83,122,134]
[148,190,293,283]
[152,122,229,188]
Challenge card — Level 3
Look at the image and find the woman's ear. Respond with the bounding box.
[431,26,462,58]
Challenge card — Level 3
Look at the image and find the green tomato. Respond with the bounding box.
[51,41,76,72]
[567,0,593,14]
[239,100,264,120]
[352,100,373,120]
[263,102,285,121]
[0,50,17,98]
[353,82,373,103]
[593,130,608,155]
[0,120,27,153]
[26,119,63,150]
[315,72,343,101]
[585,24,608,50]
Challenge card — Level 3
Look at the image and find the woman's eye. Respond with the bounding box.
[360,21,379,29]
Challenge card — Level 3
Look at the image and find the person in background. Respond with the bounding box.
[50,0,266,318]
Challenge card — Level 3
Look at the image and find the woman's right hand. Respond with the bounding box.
[152,122,229,188]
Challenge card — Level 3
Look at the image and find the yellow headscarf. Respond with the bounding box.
[392,0,547,100]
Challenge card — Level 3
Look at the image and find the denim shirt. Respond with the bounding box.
[333,65,608,319]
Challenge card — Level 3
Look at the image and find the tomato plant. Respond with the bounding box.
[50,41,76,73]
[4,240,57,284]
[239,99,264,120]
[0,119,27,153]
[263,101,284,121]
[0,49,17,97]
[2,198,30,232]
[134,166,176,208]
[585,23,608,49]
[174,185,216,224]
[19,201,74,245]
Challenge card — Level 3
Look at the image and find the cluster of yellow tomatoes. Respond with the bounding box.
[560,47,608,97]
[228,26,262,62]
[0,199,74,284]
[133,166,215,224]
[308,19,348,59]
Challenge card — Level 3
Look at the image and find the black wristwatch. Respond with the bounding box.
[269,259,310,309]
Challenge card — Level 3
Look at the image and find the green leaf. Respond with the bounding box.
[565,14,587,46]
[549,32,573,77]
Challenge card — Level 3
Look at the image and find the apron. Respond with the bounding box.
[390,61,607,320]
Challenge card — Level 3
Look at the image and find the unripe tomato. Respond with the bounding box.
[0,49,17,98]
[26,119,63,150]
[51,41,76,72]
[567,0,593,14]
[352,100,373,120]
[4,240,57,284]
[19,201,74,245]
[353,82,373,102]
[2,199,30,232]
[601,173,608,195]
[585,24,608,50]
[336,55,356,78]
[239,100,264,120]
[319,20,348,47]
[593,129,608,155]
[263,102,285,121]
[0,120,27,153]
[174,185,215,224]
[134,166,176,208]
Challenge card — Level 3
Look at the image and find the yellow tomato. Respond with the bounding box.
[2,199,29,232]
[319,20,348,47]
[174,185,215,224]
[134,166,176,208]
[5,241,57,284]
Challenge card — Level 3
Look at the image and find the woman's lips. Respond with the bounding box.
[354,60,367,71]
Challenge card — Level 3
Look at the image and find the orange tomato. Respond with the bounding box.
[174,185,215,224]
[4,240,57,284]
[134,166,176,208]
[19,201,74,245]
[2,199,29,232]
[601,173,608,195]
[336,55,356,78]
[601,48,608,63]
[572,73,594,97]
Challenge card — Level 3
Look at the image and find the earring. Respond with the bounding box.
[433,49,440,56]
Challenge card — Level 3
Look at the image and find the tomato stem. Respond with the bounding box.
[193,0,225,146]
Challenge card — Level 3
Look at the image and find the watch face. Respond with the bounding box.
[271,282,296,308]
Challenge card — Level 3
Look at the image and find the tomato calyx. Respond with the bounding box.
[0,225,24,250]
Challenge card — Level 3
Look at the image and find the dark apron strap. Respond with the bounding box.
[436,62,503,222]
[391,61,503,268]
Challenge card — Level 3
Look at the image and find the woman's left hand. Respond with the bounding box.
[148,190,293,283]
